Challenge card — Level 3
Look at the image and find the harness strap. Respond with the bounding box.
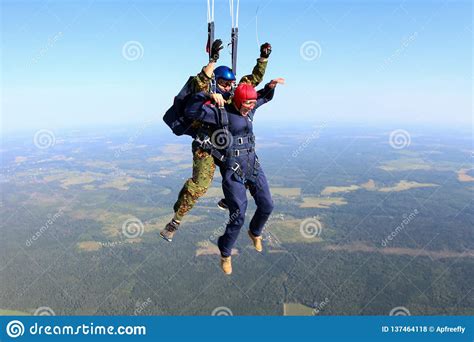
[229,147,255,157]
[231,161,244,178]
[230,157,260,184]
[233,135,255,145]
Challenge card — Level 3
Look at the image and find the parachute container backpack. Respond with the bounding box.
[162,76,196,136]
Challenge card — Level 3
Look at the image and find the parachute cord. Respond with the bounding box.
[207,0,211,23]
[235,0,240,28]
[211,0,215,22]
[207,0,215,22]
[228,0,239,28]
[229,0,234,28]
[255,6,260,47]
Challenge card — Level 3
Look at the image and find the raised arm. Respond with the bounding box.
[191,64,213,93]
[238,43,272,87]
[191,39,223,93]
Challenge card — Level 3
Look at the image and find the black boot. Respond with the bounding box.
[217,198,229,210]
[159,219,180,242]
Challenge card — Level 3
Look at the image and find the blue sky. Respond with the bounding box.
[1,0,472,134]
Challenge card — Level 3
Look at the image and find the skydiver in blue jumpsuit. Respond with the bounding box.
[184,79,285,274]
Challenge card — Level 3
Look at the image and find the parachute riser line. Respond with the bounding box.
[230,0,239,75]
[207,0,216,93]
[206,0,215,61]
[231,27,238,75]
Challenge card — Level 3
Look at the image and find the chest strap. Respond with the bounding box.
[229,147,255,157]
[234,135,255,145]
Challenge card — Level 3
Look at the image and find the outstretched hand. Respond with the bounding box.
[268,78,285,89]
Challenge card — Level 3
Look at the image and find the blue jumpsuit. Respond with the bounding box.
[185,84,276,257]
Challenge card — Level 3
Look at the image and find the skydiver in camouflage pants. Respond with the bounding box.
[160,42,272,242]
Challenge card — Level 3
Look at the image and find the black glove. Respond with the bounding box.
[210,39,223,62]
[260,42,272,58]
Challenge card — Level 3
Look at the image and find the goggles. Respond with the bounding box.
[217,79,235,88]
[242,100,257,107]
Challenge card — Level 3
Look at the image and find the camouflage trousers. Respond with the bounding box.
[173,148,216,221]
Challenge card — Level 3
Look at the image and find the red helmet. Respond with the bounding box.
[233,83,257,110]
